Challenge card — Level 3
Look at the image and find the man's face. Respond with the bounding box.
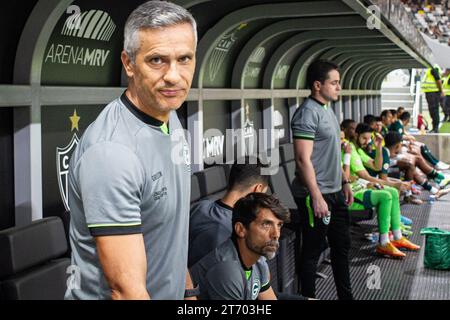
[122,23,196,115]
[390,142,402,157]
[375,121,383,133]
[392,113,397,122]
[245,208,283,260]
[403,118,410,127]
[316,69,341,102]
[382,112,393,126]
[344,122,356,140]
[368,121,377,132]
[357,132,372,149]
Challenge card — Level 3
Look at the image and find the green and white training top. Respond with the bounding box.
[65,92,191,300]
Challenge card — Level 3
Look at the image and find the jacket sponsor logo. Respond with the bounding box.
[152,171,162,181]
[153,187,168,201]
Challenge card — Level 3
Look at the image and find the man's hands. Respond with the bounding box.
[368,183,383,190]
[374,133,384,149]
[342,141,352,154]
[312,183,353,219]
[342,182,354,206]
[312,194,330,218]
[395,180,412,192]
[185,270,197,300]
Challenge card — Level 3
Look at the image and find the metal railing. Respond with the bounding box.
[370,0,434,65]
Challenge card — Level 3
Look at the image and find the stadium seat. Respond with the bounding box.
[277,228,298,294]
[266,254,279,292]
[195,166,227,201]
[190,174,202,204]
[279,143,295,163]
[268,162,300,224]
[59,211,71,257]
[0,217,70,300]
[221,163,232,183]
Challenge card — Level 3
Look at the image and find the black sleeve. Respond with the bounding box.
[431,68,441,81]
[260,282,271,293]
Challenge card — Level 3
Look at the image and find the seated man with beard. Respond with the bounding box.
[189,193,292,300]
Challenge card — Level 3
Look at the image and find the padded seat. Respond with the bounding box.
[190,174,202,204]
[0,217,69,300]
[195,166,227,199]
[277,228,297,294]
[279,143,294,163]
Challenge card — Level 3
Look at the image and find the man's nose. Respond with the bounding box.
[163,62,182,84]
[270,226,280,240]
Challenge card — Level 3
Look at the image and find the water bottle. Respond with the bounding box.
[429,195,436,204]
[371,232,379,243]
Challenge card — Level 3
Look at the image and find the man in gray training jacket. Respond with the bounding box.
[65,1,197,300]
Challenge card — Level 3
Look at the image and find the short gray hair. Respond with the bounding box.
[124,1,197,63]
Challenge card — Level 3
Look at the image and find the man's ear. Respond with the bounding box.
[234,222,246,239]
[121,50,134,78]
[252,183,263,193]
[313,80,321,92]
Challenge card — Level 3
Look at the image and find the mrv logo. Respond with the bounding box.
[45,9,116,67]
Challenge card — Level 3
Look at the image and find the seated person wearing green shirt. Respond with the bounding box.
[347,123,411,193]
[362,113,445,200]
[384,132,450,199]
[190,193,294,300]
[342,120,392,182]
[390,111,450,172]
[390,109,398,123]
[354,116,423,204]
[341,133,420,259]
[346,123,419,222]
[380,110,394,137]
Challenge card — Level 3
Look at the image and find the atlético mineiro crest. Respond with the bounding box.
[56,133,79,211]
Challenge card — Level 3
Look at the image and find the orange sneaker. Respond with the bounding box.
[391,237,421,251]
[376,242,406,258]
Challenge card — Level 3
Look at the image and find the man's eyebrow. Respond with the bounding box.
[145,53,169,59]
[145,52,195,59]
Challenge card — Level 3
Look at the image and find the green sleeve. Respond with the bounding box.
[380,147,390,174]
[350,144,365,174]
[389,121,404,136]
[357,148,372,167]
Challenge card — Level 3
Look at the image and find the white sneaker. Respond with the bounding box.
[439,178,450,189]
[435,161,450,171]
[436,186,450,199]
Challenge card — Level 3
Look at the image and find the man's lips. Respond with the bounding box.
[159,89,183,97]
[265,244,279,251]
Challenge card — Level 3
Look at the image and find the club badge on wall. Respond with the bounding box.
[56,110,80,211]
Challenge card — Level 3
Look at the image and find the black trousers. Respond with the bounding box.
[445,96,450,119]
[295,190,353,300]
[425,92,444,132]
